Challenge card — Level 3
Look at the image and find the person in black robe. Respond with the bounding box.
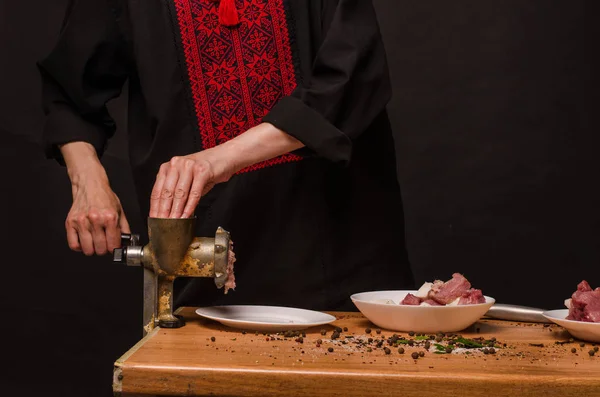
[38,0,414,311]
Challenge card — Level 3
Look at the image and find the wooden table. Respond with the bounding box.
[113,308,600,397]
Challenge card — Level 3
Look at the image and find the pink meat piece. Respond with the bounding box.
[428,273,472,305]
[458,289,486,305]
[401,293,422,305]
[422,299,443,306]
[567,280,600,322]
[224,241,236,294]
[429,280,445,295]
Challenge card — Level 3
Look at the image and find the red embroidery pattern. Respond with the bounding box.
[174,0,302,173]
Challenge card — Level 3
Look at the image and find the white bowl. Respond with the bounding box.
[542,309,600,343]
[351,290,495,333]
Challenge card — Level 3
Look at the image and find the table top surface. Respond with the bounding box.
[114,307,600,397]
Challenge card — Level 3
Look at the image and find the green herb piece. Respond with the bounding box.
[455,337,483,348]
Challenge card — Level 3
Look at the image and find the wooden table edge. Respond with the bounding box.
[113,327,160,396]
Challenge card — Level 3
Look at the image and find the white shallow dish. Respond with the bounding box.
[542,309,600,343]
[351,290,495,333]
[195,305,336,332]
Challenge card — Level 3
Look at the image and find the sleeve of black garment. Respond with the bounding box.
[262,0,392,166]
[37,0,129,165]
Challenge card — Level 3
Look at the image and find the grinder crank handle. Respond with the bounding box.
[113,233,144,266]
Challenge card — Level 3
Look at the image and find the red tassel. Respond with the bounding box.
[218,0,239,27]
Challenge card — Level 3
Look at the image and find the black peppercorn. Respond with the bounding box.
[365,328,372,334]
[408,331,415,336]
[321,329,327,336]
[343,327,348,332]
[418,351,425,357]
[411,352,419,359]
[571,348,577,353]
[580,343,586,348]
[335,326,342,333]
[368,337,374,343]
[328,347,334,353]
[317,339,323,344]
[594,347,599,352]
[489,348,496,354]
[445,346,452,354]
[376,329,382,334]
[398,347,405,354]
[384,347,391,355]
[367,347,373,352]
[210,337,216,342]
[589,350,595,357]
[435,336,443,343]
[424,341,431,350]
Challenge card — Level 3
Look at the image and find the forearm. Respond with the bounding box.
[60,142,110,188]
[204,123,305,176]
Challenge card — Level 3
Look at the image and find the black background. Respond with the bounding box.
[0,1,598,396]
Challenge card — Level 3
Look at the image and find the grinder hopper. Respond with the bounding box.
[113,217,234,332]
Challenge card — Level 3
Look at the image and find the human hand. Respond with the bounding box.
[149,122,303,219]
[66,179,130,256]
[149,150,234,219]
[60,142,130,256]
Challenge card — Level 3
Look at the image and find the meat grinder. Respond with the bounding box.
[113,217,234,332]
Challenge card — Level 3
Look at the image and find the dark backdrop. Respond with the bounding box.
[1,1,598,396]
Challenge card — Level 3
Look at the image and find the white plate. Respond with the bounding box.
[195,305,337,332]
[542,309,600,343]
[351,290,495,333]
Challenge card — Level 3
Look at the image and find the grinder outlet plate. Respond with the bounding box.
[195,305,336,332]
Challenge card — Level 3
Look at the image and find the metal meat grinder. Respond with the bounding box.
[113,217,233,332]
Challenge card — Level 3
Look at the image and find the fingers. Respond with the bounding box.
[152,156,213,219]
[119,208,131,234]
[182,166,208,218]
[89,212,108,255]
[67,210,122,256]
[66,221,81,252]
[169,159,195,218]
[157,162,180,218]
[150,164,167,218]
[72,215,95,256]
[105,210,121,253]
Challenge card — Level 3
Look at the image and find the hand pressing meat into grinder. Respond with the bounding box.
[113,217,236,331]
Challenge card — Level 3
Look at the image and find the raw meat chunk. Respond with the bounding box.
[566,280,600,322]
[428,273,471,305]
